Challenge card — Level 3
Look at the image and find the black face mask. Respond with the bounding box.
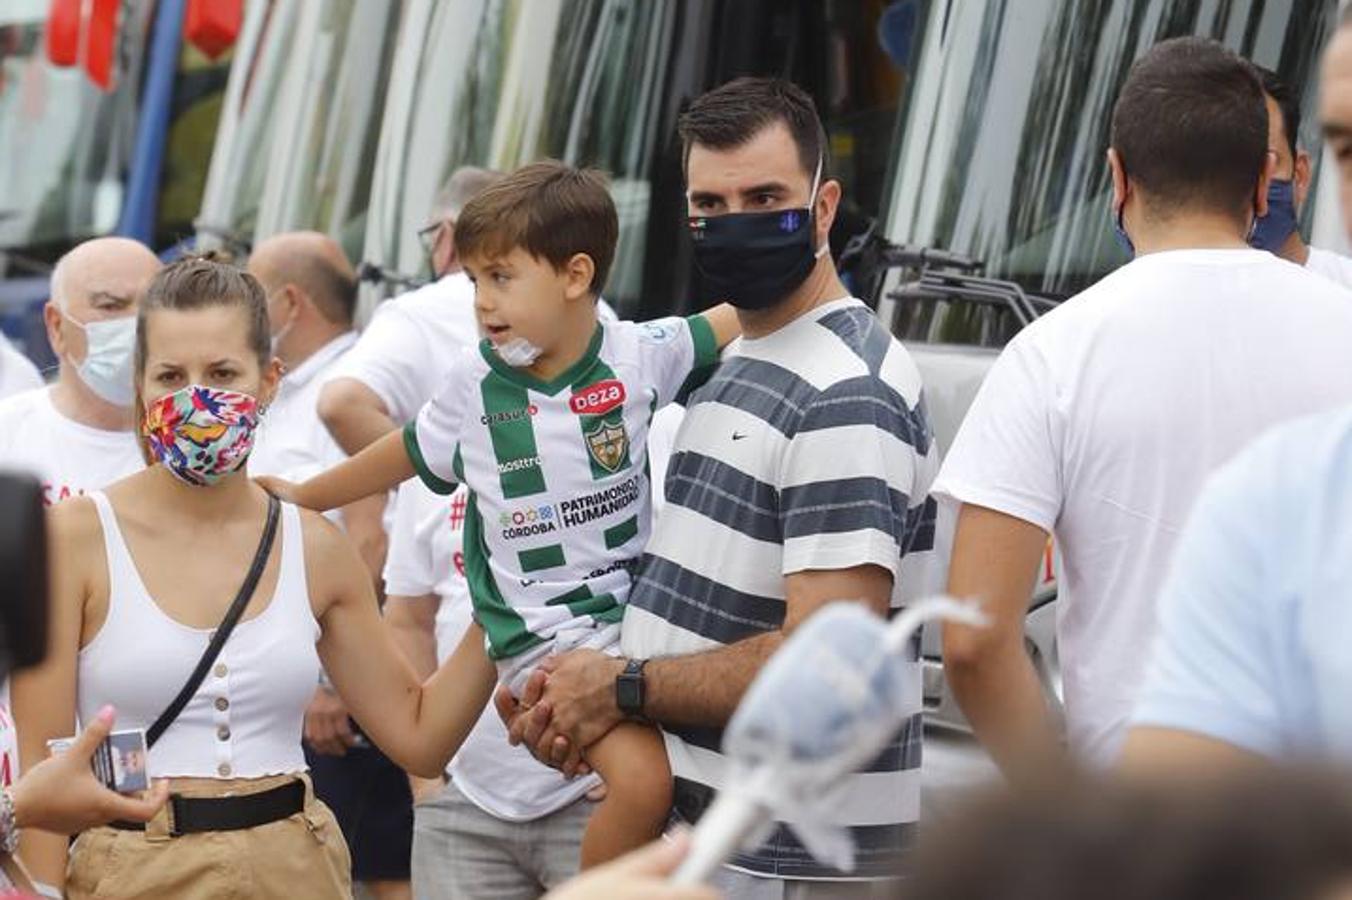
[688,161,826,311]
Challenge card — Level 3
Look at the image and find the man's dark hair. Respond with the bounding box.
[455,160,618,294]
[678,77,828,181]
[1256,65,1300,157]
[1110,37,1267,221]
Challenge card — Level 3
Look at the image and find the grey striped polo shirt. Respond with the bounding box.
[621,297,939,881]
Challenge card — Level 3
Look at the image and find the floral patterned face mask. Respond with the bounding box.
[143,385,260,487]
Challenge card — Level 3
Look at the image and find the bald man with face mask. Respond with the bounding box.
[0,236,159,505]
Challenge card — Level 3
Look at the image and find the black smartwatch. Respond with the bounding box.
[615,658,648,719]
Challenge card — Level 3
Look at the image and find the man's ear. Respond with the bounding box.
[1294,149,1314,209]
[1254,149,1277,218]
[43,301,66,359]
[815,179,842,247]
[1107,148,1129,212]
[563,252,597,302]
[281,284,306,322]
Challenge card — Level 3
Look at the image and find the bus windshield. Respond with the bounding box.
[885,0,1336,299]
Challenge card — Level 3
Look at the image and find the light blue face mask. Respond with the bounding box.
[66,313,136,407]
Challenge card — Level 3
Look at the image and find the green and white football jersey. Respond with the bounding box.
[404,316,718,662]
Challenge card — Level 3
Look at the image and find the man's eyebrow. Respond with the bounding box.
[87,291,133,306]
[738,182,790,197]
[688,190,726,204]
[1323,123,1352,141]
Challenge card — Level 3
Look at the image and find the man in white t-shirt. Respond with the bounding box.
[0,237,159,503]
[935,38,1352,775]
[247,232,362,516]
[0,338,41,400]
[1249,65,1352,289]
[0,237,159,792]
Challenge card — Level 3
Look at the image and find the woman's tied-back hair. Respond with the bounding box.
[135,253,271,382]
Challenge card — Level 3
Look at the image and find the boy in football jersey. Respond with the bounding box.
[264,160,739,867]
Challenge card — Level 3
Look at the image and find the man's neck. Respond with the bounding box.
[1276,231,1311,266]
[280,322,350,372]
[49,372,133,432]
[1132,214,1251,256]
[738,258,851,340]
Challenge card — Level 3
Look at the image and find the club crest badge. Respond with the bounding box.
[585,420,629,472]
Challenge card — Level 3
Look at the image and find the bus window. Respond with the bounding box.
[886,0,1335,298]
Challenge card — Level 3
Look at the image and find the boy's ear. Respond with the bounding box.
[563,252,597,301]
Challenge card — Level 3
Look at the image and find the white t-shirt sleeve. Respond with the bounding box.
[631,315,720,408]
[931,334,1062,532]
[406,353,472,495]
[329,304,431,423]
[383,479,437,598]
[1131,443,1286,757]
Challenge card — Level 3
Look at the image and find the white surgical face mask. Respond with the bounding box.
[65,313,136,407]
[493,337,544,368]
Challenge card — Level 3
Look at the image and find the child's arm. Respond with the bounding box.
[260,428,417,512]
[697,302,741,350]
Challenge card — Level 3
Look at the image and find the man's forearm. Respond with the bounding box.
[946,640,1062,779]
[340,493,389,585]
[643,631,784,729]
[319,378,399,455]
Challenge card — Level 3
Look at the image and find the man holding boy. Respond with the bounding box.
[501,78,940,895]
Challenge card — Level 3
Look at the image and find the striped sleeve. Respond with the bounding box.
[633,315,719,408]
[777,375,933,580]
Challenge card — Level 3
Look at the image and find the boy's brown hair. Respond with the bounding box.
[454,160,618,294]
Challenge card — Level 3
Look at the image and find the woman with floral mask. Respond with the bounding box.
[12,257,495,899]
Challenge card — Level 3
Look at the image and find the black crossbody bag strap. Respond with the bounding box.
[146,495,281,749]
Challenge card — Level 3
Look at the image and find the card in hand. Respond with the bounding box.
[46,728,150,794]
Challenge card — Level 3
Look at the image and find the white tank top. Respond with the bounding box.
[78,492,321,779]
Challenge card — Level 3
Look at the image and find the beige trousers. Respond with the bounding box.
[66,773,352,899]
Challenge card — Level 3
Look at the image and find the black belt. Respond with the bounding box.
[110,779,305,836]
